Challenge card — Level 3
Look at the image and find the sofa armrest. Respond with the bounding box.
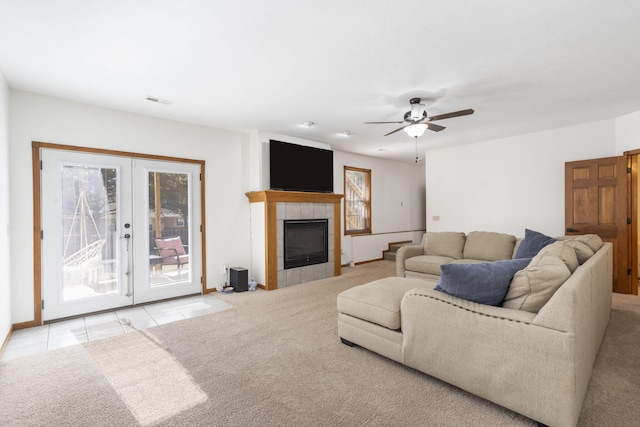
[395,245,425,277]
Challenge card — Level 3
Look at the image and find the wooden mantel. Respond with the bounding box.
[245,190,344,290]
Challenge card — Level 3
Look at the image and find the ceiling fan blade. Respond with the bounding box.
[384,125,409,136]
[428,109,474,122]
[426,123,446,132]
[365,121,405,124]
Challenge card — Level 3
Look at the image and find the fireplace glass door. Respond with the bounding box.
[283,219,328,269]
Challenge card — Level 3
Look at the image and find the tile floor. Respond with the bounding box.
[1,294,232,362]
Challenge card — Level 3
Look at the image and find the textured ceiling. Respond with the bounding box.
[1,1,640,162]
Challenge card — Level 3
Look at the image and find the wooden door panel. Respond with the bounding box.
[565,156,629,293]
[599,186,616,225]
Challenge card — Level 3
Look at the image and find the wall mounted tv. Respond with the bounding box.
[269,140,334,193]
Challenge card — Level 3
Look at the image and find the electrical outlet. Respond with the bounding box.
[221,264,227,274]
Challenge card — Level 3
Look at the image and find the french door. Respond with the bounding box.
[41,149,202,321]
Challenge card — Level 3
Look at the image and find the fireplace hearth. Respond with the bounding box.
[284,219,328,269]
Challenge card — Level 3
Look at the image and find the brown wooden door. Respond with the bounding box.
[565,156,630,293]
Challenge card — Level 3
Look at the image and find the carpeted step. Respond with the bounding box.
[382,241,414,262]
[383,252,397,261]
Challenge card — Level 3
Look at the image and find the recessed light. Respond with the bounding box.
[146,96,172,105]
[378,148,389,152]
[339,131,352,137]
[300,121,314,128]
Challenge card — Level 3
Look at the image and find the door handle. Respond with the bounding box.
[121,232,132,296]
[566,228,579,233]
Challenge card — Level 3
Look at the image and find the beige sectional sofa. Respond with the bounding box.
[337,231,612,427]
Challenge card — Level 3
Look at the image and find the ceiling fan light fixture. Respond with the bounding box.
[410,102,425,120]
[404,123,428,138]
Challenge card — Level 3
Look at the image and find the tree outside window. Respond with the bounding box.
[344,166,371,235]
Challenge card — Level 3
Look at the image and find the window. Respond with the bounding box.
[344,166,371,235]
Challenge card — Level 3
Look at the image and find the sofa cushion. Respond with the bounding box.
[424,232,466,259]
[557,234,604,254]
[573,234,604,252]
[502,242,572,313]
[462,231,517,261]
[434,258,532,306]
[564,240,595,264]
[448,259,487,266]
[405,255,455,276]
[514,229,556,259]
[555,241,580,273]
[512,238,523,258]
[337,277,437,330]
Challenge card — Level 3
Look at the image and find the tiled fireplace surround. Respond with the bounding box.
[246,191,344,290]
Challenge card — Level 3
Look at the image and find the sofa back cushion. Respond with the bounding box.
[564,240,595,264]
[462,231,516,261]
[423,232,466,259]
[502,241,573,313]
[570,234,604,252]
[556,234,603,263]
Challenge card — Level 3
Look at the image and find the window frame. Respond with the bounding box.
[343,166,372,235]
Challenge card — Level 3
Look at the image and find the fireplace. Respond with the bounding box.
[245,190,343,290]
[284,219,328,269]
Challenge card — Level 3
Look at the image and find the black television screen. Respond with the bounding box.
[269,140,334,193]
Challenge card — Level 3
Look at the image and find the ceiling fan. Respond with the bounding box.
[365,98,474,137]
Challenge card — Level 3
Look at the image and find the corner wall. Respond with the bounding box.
[333,150,426,264]
[425,119,618,237]
[0,71,11,342]
[9,90,253,324]
[616,110,640,153]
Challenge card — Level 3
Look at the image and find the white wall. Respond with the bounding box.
[0,71,11,341]
[616,110,640,153]
[9,90,253,324]
[425,119,618,237]
[334,151,426,263]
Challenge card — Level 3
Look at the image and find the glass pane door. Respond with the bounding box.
[133,159,201,303]
[41,150,133,320]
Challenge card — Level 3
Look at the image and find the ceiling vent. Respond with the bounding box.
[145,96,173,105]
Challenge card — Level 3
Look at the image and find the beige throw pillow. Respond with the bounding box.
[424,232,466,259]
[502,242,572,313]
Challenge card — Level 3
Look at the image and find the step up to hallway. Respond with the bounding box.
[382,241,415,262]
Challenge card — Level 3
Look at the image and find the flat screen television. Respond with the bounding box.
[269,140,334,193]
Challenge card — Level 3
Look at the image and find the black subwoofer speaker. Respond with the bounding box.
[230,267,248,292]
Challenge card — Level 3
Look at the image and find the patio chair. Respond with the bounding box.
[154,236,189,271]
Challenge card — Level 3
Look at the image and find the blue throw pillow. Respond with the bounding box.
[515,229,556,259]
[434,258,532,306]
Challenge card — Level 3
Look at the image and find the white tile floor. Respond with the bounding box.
[1,294,232,362]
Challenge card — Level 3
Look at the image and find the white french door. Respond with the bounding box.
[132,159,201,304]
[41,149,202,321]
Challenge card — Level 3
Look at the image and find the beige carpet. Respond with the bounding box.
[1,260,640,426]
